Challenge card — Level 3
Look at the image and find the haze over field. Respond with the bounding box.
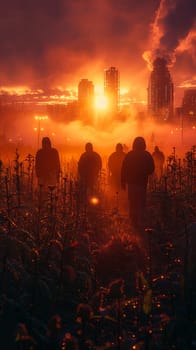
[0,0,195,158]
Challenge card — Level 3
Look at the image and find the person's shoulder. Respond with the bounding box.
[109,151,115,157]
[108,152,115,159]
[145,150,154,158]
[123,151,132,161]
[79,152,85,159]
[79,152,88,161]
[36,149,42,156]
[126,150,133,156]
[94,151,101,158]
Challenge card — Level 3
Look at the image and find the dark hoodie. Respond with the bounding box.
[35,137,61,185]
[121,137,155,188]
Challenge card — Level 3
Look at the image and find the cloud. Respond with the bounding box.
[0,0,157,90]
[143,0,196,67]
[178,79,196,88]
[0,0,195,108]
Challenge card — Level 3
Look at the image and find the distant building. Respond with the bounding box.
[78,79,94,108]
[182,89,196,121]
[78,79,95,123]
[104,67,120,112]
[148,57,174,122]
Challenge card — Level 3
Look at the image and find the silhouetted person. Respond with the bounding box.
[108,143,126,192]
[78,142,102,194]
[152,145,165,181]
[35,137,61,187]
[121,136,155,229]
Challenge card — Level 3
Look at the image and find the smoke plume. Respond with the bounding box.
[143,0,196,68]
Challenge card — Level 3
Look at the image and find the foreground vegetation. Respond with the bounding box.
[0,145,195,349]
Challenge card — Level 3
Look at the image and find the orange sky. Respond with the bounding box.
[0,0,195,160]
[0,0,195,107]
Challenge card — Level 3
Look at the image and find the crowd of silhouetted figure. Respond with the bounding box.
[34,135,165,232]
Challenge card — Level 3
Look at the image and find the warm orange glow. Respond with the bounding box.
[0,86,33,95]
[89,196,99,205]
[176,29,196,53]
[120,88,129,95]
[95,95,108,110]
[179,81,196,88]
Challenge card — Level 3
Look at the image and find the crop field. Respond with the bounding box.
[0,145,195,349]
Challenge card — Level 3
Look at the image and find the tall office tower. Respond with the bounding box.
[148,57,174,121]
[182,89,196,120]
[78,79,94,108]
[104,67,120,112]
[78,79,95,123]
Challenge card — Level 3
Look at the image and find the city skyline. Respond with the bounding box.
[0,0,195,107]
[0,0,195,151]
[0,62,193,110]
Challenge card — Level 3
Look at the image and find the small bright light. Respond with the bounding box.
[89,196,99,205]
[95,95,108,110]
[34,115,48,120]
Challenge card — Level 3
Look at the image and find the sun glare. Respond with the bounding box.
[95,95,108,110]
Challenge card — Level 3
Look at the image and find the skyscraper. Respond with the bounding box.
[78,79,94,108]
[148,57,174,121]
[78,79,95,123]
[182,89,196,120]
[104,67,120,112]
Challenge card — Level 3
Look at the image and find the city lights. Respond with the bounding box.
[34,115,48,121]
[34,115,49,148]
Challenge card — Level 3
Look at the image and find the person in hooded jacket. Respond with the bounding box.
[121,136,155,229]
[35,137,61,187]
[152,145,165,181]
[108,143,126,192]
[78,142,102,194]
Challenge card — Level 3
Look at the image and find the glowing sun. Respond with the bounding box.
[95,95,108,110]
